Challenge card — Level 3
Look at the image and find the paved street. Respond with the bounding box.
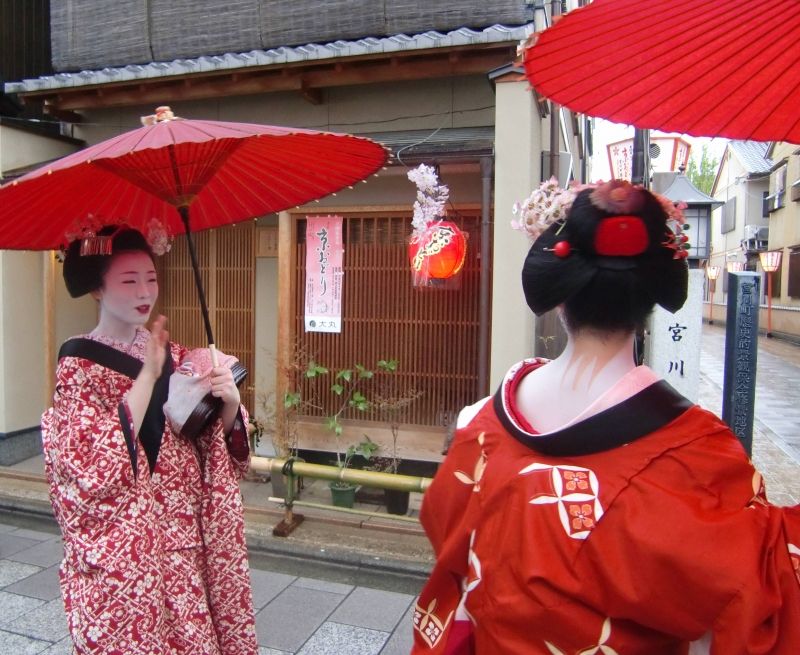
[0,512,417,654]
[699,323,800,505]
[0,322,797,653]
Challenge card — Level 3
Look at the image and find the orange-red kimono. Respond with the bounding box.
[414,360,800,655]
[41,328,258,655]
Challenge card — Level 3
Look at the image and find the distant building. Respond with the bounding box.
[763,141,800,336]
[708,140,800,340]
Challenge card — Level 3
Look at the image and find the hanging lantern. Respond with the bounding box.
[408,220,467,282]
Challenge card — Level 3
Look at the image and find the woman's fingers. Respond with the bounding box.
[151,314,167,334]
[209,367,239,403]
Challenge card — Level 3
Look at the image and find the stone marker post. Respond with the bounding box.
[646,269,704,403]
[721,271,760,456]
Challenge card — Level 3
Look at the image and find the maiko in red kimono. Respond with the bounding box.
[41,328,258,655]
[413,359,800,655]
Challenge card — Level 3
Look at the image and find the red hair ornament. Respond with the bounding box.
[593,215,649,256]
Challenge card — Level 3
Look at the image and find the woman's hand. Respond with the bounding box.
[142,315,168,381]
[211,365,241,435]
[210,366,240,407]
[128,315,169,434]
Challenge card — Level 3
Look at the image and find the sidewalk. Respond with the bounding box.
[0,322,796,652]
[698,323,799,505]
[0,512,417,654]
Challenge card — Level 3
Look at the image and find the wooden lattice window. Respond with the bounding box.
[293,210,484,429]
[154,223,256,409]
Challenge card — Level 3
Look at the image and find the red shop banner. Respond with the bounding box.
[304,215,344,333]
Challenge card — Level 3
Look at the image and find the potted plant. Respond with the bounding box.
[329,436,379,508]
[303,358,410,508]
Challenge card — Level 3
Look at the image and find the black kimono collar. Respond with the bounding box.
[493,363,693,457]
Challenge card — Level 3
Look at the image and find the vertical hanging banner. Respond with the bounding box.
[305,215,344,333]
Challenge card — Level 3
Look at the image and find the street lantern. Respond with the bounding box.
[705,265,721,325]
[759,250,782,338]
[653,172,722,262]
[726,261,745,273]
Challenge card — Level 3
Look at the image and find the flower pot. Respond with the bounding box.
[329,482,357,508]
[384,488,410,515]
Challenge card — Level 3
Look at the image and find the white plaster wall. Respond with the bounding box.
[0,125,79,178]
[490,78,543,389]
[0,252,46,431]
[54,272,97,354]
[74,76,496,145]
[254,256,279,418]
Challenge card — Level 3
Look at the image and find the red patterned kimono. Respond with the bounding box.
[413,360,800,655]
[41,328,258,655]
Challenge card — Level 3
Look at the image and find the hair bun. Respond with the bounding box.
[521,182,688,326]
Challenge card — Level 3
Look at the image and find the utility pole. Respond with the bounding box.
[630,127,649,187]
[548,0,561,182]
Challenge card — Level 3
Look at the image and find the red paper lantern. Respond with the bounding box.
[408,221,467,281]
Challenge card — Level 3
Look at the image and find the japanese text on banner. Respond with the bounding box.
[305,215,344,333]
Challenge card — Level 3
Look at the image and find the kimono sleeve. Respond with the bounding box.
[420,398,490,555]
[223,404,251,479]
[43,357,137,500]
[172,341,251,477]
[578,429,800,654]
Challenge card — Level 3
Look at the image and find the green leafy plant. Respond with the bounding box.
[342,436,380,471]
[287,358,402,470]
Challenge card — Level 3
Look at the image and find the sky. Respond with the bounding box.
[590,118,730,182]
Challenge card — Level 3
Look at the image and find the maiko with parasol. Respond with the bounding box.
[0,108,388,654]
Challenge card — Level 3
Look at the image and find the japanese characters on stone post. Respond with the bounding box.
[722,271,761,455]
[646,269,704,402]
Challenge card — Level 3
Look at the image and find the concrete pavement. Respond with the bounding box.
[0,510,418,654]
[699,323,799,505]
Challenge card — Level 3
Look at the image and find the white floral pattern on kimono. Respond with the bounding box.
[42,328,257,655]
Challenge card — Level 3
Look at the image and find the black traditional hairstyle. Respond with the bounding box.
[521,185,688,333]
[63,226,155,298]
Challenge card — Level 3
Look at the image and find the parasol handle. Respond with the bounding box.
[208,343,220,368]
[178,206,217,355]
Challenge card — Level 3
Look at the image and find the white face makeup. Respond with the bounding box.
[93,251,158,330]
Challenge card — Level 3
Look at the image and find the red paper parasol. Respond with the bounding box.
[524,0,800,143]
[0,107,388,353]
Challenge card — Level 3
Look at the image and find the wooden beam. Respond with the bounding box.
[300,83,323,105]
[275,210,296,452]
[42,102,83,123]
[29,45,516,111]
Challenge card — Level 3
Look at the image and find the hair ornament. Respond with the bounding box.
[657,198,690,259]
[146,218,173,256]
[589,179,645,214]
[512,177,581,242]
[594,215,649,256]
[515,178,691,260]
[543,240,573,258]
[61,215,119,258]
